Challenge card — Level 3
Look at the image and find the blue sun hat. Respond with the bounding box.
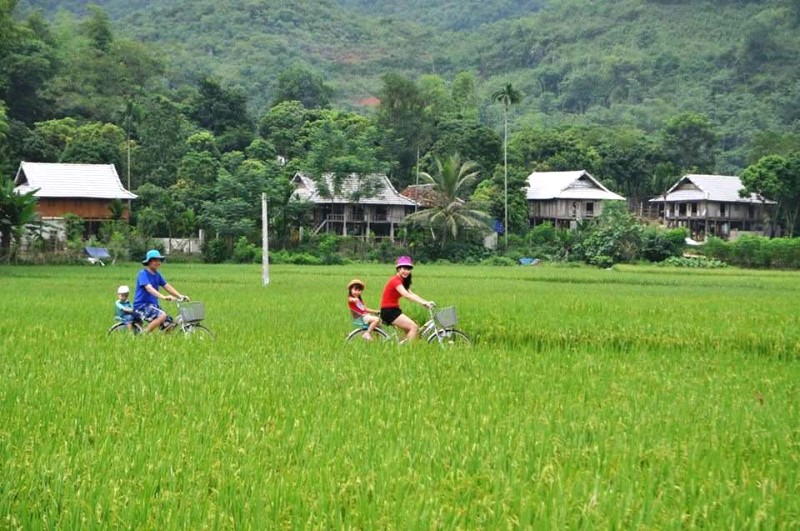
[142,249,167,265]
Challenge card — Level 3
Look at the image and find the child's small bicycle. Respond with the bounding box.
[346,305,470,346]
[107,297,214,340]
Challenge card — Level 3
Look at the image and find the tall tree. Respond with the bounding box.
[272,64,333,109]
[404,154,491,246]
[300,110,389,203]
[740,154,800,237]
[661,112,717,174]
[258,100,307,160]
[60,122,125,167]
[0,102,11,176]
[134,95,192,188]
[21,117,78,162]
[491,83,522,249]
[451,71,479,120]
[376,73,434,188]
[80,5,113,52]
[425,118,502,188]
[188,76,253,138]
[0,5,57,124]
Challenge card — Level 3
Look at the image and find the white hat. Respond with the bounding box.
[117,285,130,294]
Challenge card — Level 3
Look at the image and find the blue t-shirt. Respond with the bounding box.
[134,268,167,310]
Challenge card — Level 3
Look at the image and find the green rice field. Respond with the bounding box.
[1,263,799,528]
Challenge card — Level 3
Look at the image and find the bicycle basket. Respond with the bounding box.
[435,306,457,328]
[179,302,205,323]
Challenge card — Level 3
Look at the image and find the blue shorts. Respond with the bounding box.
[137,304,171,323]
[119,312,141,325]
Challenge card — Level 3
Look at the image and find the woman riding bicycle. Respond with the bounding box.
[379,256,434,342]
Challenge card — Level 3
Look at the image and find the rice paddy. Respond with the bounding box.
[1,263,798,528]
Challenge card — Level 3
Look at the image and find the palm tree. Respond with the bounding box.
[491,83,522,249]
[405,154,492,246]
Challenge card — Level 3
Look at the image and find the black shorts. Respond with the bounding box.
[380,307,403,325]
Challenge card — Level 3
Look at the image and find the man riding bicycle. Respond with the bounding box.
[133,249,190,334]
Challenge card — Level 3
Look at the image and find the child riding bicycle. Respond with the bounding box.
[114,285,141,331]
[347,279,380,341]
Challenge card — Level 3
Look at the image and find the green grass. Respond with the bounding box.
[1,263,799,528]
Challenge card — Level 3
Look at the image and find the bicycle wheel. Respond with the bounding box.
[427,328,470,346]
[107,322,143,335]
[181,323,215,340]
[346,327,390,342]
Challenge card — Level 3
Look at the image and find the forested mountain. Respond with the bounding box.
[14,0,800,173]
[3,0,800,262]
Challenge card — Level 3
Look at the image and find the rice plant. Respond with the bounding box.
[1,263,798,528]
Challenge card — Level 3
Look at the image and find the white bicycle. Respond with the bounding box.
[346,305,470,346]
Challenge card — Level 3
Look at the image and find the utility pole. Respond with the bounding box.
[262,193,270,286]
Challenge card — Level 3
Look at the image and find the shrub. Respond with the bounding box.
[233,236,258,264]
[576,203,643,266]
[480,256,517,266]
[641,226,687,262]
[202,238,229,264]
[763,237,800,268]
[661,256,727,268]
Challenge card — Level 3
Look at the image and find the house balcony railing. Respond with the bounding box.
[322,214,405,223]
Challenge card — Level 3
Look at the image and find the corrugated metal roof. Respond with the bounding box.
[292,172,417,207]
[649,174,775,204]
[526,170,625,201]
[13,162,137,199]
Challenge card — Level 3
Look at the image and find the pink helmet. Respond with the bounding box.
[396,255,414,269]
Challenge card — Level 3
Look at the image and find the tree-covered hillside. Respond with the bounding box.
[15,0,800,172]
[4,0,800,263]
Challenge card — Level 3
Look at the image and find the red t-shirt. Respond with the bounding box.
[348,297,367,318]
[380,275,404,309]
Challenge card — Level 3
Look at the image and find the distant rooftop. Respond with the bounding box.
[13,162,136,200]
[649,174,775,204]
[292,172,416,207]
[526,170,625,201]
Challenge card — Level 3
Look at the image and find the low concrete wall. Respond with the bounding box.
[155,238,203,254]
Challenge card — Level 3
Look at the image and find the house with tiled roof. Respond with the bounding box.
[13,162,137,237]
[400,184,437,209]
[291,172,417,240]
[526,170,626,228]
[648,174,775,239]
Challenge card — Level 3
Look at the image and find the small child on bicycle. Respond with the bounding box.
[115,285,140,331]
[347,279,380,340]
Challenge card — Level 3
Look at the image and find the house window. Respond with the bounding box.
[585,202,595,217]
[748,205,755,219]
[690,203,698,215]
[679,203,687,216]
[720,203,726,216]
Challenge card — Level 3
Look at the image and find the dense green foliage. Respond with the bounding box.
[1,263,799,526]
[701,234,800,269]
[4,0,800,254]
[15,0,800,172]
